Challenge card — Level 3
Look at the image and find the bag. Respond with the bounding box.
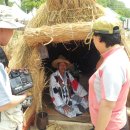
[9,69,33,95]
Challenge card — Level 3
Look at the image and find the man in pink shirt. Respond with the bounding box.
[89,16,130,130]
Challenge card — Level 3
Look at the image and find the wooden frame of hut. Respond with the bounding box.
[7,0,130,129]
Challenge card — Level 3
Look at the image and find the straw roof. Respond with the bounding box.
[24,0,104,46]
[27,0,104,27]
[9,0,105,128]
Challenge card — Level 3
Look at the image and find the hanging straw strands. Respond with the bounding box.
[24,22,92,46]
[9,38,46,128]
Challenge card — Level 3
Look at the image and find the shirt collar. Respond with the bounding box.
[101,45,123,59]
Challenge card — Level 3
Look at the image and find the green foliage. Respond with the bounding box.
[21,0,46,13]
[97,0,130,18]
[0,0,12,5]
[96,0,109,7]
[117,8,130,18]
[0,0,4,4]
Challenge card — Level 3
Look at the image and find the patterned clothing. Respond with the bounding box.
[89,46,130,130]
[50,70,88,118]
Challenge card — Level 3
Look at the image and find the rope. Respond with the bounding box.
[84,31,94,50]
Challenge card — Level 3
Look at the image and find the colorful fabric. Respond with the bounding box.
[50,70,88,118]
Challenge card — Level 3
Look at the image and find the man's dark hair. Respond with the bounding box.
[93,26,121,48]
[0,47,9,67]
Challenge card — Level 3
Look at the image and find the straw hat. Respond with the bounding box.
[0,5,25,29]
[52,55,71,69]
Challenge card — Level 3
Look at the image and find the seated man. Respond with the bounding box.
[49,55,88,118]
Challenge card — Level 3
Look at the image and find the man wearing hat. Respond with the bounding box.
[50,55,88,118]
[89,16,130,130]
[0,6,30,130]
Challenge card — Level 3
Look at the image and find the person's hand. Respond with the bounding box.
[5,67,11,74]
[62,105,71,113]
[24,91,32,97]
[26,91,32,96]
[20,91,32,98]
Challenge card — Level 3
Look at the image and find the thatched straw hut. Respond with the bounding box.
[8,0,130,129]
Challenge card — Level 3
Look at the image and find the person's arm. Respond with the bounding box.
[95,99,116,130]
[0,93,28,112]
[95,67,122,130]
[68,72,87,97]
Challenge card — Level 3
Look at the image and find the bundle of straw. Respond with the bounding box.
[28,0,104,27]
[24,22,92,46]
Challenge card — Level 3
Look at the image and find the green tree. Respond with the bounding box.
[5,0,9,5]
[0,0,13,6]
[97,0,130,18]
[0,0,46,12]
[96,0,109,7]
[21,0,46,13]
[0,0,4,4]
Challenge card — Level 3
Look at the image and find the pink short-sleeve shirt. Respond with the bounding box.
[89,46,130,130]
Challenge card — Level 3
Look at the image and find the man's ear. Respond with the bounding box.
[93,35,101,43]
[97,35,101,42]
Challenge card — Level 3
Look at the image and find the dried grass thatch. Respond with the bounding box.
[47,121,93,130]
[8,0,105,129]
[9,38,46,128]
[27,0,104,27]
[24,22,92,46]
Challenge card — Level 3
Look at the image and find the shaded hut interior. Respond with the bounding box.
[42,40,100,98]
[43,40,100,76]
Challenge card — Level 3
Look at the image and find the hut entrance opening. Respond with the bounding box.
[42,40,100,84]
[41,40,100,122]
